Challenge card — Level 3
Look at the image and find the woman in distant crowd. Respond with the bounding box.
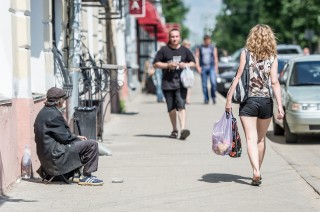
[225,24,284,186]
[182,39,199,104]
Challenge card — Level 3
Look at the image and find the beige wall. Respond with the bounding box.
[0,0,32,193]
[0,0,47,194]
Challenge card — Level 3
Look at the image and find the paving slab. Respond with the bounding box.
[1,75,319,212]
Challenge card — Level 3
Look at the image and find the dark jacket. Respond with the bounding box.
[34,106,82,176]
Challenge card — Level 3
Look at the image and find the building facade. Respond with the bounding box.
[0,0,167,194]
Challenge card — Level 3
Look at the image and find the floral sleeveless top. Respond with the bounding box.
[248,51,275,98]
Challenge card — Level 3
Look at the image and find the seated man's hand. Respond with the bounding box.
[77,135,87,141]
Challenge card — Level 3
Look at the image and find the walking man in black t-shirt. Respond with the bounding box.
[153,29,196,140]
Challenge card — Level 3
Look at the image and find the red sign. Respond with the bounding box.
[129,0,146,17]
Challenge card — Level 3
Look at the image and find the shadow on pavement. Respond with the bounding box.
[199,173,251,185]
[142,101,166,104]
[267,130,320,145]
[186,102,213,105]
[119,112,139,115]
[135,134,169,138]
[0,194,38,206]
[266,131,285,144]
[20,178,76,186]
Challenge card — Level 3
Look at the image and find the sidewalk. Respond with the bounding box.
[1,75,320,212]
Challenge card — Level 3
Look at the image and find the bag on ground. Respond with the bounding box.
[229,114,242,158]
[212,112,233,155]
[180,66,194,88]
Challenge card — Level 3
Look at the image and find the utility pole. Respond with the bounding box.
[68,0,82,122]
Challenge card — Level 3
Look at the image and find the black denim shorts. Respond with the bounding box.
[239,97,273,119]
[163,88,187,112]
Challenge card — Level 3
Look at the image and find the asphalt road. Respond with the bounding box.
[267,129,320,195]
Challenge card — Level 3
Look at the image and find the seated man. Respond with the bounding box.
[34,87,103,186]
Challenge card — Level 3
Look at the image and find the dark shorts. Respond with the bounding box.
[239,97,273,119]
[163,88,187,112]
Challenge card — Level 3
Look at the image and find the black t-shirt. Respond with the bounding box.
[153,45,195,90]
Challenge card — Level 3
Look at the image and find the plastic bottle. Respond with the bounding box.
[21,145,32,179]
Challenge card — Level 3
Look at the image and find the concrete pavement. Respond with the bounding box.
[1,75,320,212]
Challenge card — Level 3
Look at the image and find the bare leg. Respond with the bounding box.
[240,116,260,179]
[177,108,186,130]
[186,89,191,104]
[169,110,178,131]
[256,118,272,169]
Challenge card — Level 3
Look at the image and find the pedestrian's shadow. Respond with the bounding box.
[199,173,251,185]
[0,194,38,206]
[135,134,169,138]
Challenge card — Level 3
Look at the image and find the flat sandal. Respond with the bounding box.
[169,130,178,139]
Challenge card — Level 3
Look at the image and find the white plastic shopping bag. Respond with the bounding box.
[212,112,233,155]
[180,66,194,88]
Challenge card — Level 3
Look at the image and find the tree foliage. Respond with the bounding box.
[160,0,190,39]
[213,0,320,54]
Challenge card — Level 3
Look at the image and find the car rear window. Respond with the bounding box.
[290,61,320,86]
[277,49,300,54]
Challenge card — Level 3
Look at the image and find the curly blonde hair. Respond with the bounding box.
[246,24,277,60]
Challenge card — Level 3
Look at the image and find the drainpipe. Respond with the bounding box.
[68,0,82,123]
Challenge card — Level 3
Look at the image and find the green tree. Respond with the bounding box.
[280,0,320,51]
[213,0,263,53]
[213,0,320,54]
[160,0,190,39]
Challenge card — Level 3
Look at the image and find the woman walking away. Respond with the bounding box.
[225,24,284,186]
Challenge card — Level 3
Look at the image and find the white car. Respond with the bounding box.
[277,44,303,56]
[273,55,320,143]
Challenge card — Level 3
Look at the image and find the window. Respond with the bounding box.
[277,49,300,54]
[290,61,320,86]
[0,1,13,103]
[30,0,46,95]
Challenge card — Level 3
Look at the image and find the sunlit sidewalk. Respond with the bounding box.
[1,75,319,211]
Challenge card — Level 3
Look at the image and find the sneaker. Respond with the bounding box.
[78,176,104,186]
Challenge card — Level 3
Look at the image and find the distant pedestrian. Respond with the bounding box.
[225,24,284,186]
[182,39,199,104]
[195,35,219,104]
[303,47,310,55]
[149,48,165,102]
[34,87,104,186]
[153,29,196,140]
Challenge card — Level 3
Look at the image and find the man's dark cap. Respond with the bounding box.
[46,87,66,102]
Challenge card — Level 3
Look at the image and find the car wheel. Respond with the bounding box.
[273,117,284,135]
[284,118,298,143]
